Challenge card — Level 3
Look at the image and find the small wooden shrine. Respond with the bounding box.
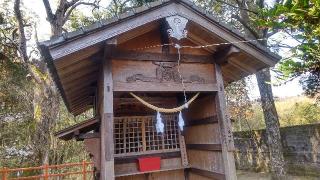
[39,0,280,179]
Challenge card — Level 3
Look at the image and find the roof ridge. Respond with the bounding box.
[40,0,280,60]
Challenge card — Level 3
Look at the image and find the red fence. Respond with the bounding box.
[0,161,94,180]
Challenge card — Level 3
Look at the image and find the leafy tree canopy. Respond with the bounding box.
[258,0,320,99]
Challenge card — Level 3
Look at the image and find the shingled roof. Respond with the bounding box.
[39,0,281,115]
[40,0,279,60]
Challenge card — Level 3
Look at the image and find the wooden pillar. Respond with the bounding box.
[214,63,237,180]
[100,44,115,180]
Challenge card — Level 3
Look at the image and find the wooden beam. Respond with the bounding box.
[213,45,240,65]
[186,144,222,151]
[114,151,180,164]
[185,115,218,127]
[188,168,225,180]
[114,82,218,92]
[110,49,213,63]
[214,63,237,180]
[100,43,115,180]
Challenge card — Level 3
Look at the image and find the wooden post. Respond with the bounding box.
[179,133,189,167]
[44,164,49,180]
[100,43,115,180]
[82,160,87,180]
[214,63,237,180]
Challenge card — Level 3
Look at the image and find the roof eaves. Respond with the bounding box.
[54,116,100,140]
[39,0,281,62]
[38,44,72,112]
[179,0,281,62]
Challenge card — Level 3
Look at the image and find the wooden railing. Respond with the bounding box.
[0,161,94,180]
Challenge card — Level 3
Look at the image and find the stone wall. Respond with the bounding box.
[233,124,320,176]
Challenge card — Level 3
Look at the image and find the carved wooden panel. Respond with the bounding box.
[112,60,217,92]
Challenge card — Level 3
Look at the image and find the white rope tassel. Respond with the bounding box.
[156,111,164,133]
[178,111,185,131]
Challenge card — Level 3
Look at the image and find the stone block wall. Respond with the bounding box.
[233,124,320,176]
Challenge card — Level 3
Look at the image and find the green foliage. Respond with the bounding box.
[258,0,320,98]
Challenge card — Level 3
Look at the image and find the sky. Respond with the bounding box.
[25,0,304,99]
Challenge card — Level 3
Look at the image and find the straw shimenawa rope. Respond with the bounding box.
[129,92,200,113]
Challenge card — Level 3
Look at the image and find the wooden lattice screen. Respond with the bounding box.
[114,115,180,156]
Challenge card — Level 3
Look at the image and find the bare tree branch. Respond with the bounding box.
[14,0,43,84]
[63,2,99,24]
[14,0,28,63]
[215,0,258,14]
[42,0,55,23]
[231,14,260,39]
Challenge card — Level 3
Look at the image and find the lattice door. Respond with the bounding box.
[114,115,180,156]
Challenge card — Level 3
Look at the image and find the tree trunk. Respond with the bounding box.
[256,68,286,179]
[234,1,287,179]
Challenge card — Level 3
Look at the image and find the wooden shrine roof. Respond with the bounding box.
[54,117,99,140]
[39,0,281,116]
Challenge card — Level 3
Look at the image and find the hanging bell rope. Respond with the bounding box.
[129,92,200,113]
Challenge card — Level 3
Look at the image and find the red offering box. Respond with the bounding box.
[138,157,161,172]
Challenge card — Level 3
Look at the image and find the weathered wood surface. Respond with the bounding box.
[186,144,222,151]
[100,45,115,180]
[215,63,237,180]
[48,2,277,67]
[114,151,180,164]
[115,157,184,177]
[112,60,217,92]
[84,138,101,170]
[188,150,224,174]
[179,133,189,167]
[110,50,213,63]
[185,115,218,127]
[55,117,99,140]
[183,93,226,179]
[213,45,240,65]
[188,168,225,180]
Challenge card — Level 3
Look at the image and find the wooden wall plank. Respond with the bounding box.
[188,168,225,180]
[185,124,221,144]
[185,115,218,127]
[114,82,218,92]
[187,150,224,174]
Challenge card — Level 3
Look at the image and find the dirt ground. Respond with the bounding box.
[237,170,320,180]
